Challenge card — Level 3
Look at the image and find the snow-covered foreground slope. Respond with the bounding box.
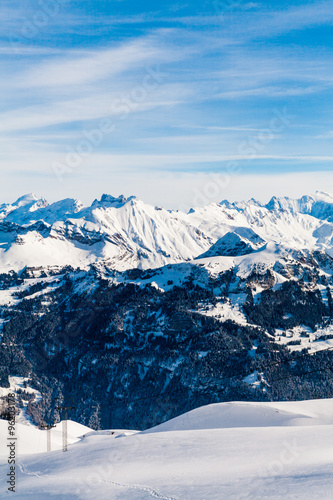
[1,399,333,499]
[1,190,333,272]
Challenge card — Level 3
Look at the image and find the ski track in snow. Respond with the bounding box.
[97,478,178,500]
[18,462,177,500]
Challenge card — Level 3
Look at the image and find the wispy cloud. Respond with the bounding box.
[216,84,328,99]
[222,0,333,39]
[20,39,166,88]
[258,0,333,36]
[315,130,333,139]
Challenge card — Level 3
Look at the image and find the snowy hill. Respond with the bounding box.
[1,399,333,499]
[147,398,333,431]
[1,191,333,273]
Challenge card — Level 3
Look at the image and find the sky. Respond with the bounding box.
[0,0,333,210]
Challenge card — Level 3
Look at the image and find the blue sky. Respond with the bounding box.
[1,0,333,209]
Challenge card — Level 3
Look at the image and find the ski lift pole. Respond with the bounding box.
[55,398,75,452]
[40,421,56,452]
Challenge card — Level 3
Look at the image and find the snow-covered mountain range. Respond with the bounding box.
[2,191,333,433]
[1,190,333,273]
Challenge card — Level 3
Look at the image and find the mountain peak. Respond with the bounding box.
[92,194,137,208]
[314,191,333,202]
[13,193,41,207]
[101,194,127,204]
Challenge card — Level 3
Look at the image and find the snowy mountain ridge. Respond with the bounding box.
[0,190,333,273]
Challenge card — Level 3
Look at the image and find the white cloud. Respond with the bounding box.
[216,85,327,99]
[0,79,191,132]
[315,131,333,139]
[20,39,163,88]
[226,0,333,39]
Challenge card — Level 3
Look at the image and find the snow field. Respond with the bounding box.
[0,399,333,499]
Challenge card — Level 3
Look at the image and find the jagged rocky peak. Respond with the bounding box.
[265,194,313,213]
[2,196,85,226]
[92,194,137,209]
[219,199,235,210]
[197,227,266,258]
[264,192,333,221]
[0,194,49,223]
[218,198,263,212]
[13,193,48,209]
[49,197,84,211]
[13,193,41,207]
[315,191,333,202]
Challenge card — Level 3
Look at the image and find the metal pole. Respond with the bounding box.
[40,421,56,452]
[62,411,68,452]
[55,398,75,453]
[47,428,51,452]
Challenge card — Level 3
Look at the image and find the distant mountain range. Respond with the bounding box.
[1,190,333,273]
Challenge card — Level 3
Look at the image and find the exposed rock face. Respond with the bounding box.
[197,228,266,258]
